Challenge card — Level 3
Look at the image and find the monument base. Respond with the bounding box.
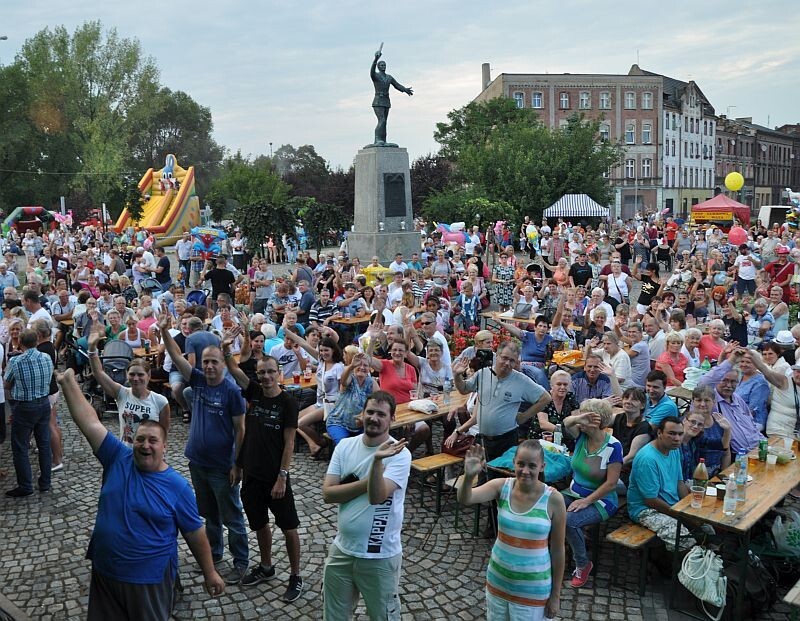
[346,231,420,265]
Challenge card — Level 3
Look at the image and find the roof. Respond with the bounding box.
[629,65,715,116]
[544,194,609,218]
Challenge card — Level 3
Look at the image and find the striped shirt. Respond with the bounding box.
[486,480,553,607]
[4,347,54,401]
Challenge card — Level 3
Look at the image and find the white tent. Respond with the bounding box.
[543,194,609,218]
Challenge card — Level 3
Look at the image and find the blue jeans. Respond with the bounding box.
[521,363,550,390]
[10,397,51,493]
[326,424,359,445]
[562,494,606,568]
[188,462,249,569]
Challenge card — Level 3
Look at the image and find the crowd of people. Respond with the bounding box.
[2,209,800,620]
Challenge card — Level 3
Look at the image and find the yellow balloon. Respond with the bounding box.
[725,172,744,192]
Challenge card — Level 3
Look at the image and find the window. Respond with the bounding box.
[642,92,653,109]
[513,92,524,108]
[642,158,652,178]
[690,118,694,133]
[600,124,610,142]
[684,142,688,157]
[579,91,591,109]
[625,159,636,178]
[642,123,652,144]
[690,143,694,157]
[600,92,611,109]
[624,92,636,109]
[704,121,708,135]
[532,91,543,108]
[683,168,688,186]
[672,140,676,156]
[689,169,694,187]
[665,112,670,128]
[560,92,570,109]
[709,122,714,136]
[664,141,669,156]
[703,170,707,187]
[685,117,689,132]
[625,123,635,144]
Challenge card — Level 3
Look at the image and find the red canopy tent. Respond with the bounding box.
[690,194,751,228]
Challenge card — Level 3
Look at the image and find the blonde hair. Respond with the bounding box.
[580,398,615,428]
[343,345,360,365]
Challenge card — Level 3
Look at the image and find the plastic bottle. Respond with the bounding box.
[735,450,748,503]
[692,458,709,489]
[442,380,451,406]
[700,357,711,372]
[723,475,737,516]
[553,424,563,447]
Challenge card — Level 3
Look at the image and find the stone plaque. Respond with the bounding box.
[384,173,406,217]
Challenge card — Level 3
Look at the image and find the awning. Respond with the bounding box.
[543,194,609,218]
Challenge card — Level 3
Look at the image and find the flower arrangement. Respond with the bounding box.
[446,325,516,357]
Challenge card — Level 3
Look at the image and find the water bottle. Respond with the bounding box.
[442,380,451,406]
[700,356,711,372]
[723,475,737,516]
[735,450,748,503]
[553,424,563,447]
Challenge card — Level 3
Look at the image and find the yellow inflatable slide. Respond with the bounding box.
[114,154,200,246]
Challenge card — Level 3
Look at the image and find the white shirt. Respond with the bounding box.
[388,261,408,274]
[115,386,168,446]
[326,435,411,558]
[27,307,54,329]
[734,254,758,280]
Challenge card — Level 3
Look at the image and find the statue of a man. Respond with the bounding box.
[370,49,413,147]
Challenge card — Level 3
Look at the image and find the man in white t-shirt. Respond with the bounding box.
[322,392,411,620]
[388,253,408,274]
[23,290,54,329]
[732,244,760,297]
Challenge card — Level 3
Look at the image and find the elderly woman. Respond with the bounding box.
[656,332,689,386]
[512,283,540,319]
[761,342,792,398]
[768,285,790,334]
[582,306,611,345]
[458,441,566,620]
[688,385,732,477]
[698,319,726,362]
[103,309,125,341]
[561,399,623,587]
[527,370,579,449]
[751,350,800,440]
[325,352,375,445]
[747,298,775,346]
[681,328,702,368]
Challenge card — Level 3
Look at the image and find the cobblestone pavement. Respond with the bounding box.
[5,405,800,621]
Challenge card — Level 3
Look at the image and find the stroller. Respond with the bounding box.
[89,340,134,419]
[186,289,208,307]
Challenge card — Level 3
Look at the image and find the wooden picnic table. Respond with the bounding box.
[481,311,538,327]
[668,436,800,614]
[666,386,693,408]
[281,373,317,390]
[330,314,372,326]
[132,347,159,362]
[391,391,469,430]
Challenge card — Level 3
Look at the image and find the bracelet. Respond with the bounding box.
[88,350,99,357]
[224,352,233,359]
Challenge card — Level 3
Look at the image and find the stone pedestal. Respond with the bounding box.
[347,147,420,263]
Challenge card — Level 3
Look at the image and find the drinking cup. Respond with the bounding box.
[690,485,706,509]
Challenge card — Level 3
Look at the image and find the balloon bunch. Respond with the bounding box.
[786,187,800,228]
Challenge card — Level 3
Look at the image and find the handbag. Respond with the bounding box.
[678,545,727,620]
[442,432,475,457]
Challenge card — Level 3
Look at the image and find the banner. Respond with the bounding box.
[692,210,733,222]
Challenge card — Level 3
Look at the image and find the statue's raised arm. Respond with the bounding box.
[369,47,413,147]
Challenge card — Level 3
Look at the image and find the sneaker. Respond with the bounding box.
[224,564,248,585]
[570,561,593,588]
[5,487,33,498]
[240,564,276,587]
[51,463,64,472]
[283,575,303,602]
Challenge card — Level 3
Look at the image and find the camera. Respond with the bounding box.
[470,348,494,371]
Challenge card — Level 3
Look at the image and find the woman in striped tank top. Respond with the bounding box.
[458,440,566,620]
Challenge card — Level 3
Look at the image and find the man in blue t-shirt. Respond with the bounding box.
[160,313,250,585]
[643,370,678,428]
[55,368,224,619]
[628,416,695,550]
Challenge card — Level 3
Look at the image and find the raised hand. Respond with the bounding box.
[87,331,101,351]
[463,444,485,477]
[374,438,408,461]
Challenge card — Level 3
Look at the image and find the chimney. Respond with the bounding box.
[482,63,491,90]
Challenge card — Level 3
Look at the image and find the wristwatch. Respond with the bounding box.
[279,469,289,478]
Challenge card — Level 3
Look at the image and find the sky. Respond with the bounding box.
[3,1,799,171]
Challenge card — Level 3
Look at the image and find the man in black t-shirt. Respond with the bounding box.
[152,246,172,292]
[202,256,236,306]
[568,251,593,287]
[222,335,304,603]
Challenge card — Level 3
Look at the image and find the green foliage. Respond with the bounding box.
[434,99,621,221]
[0,21,222,216]
[232,200,298,256]
[208,152,290,209]
[292,196,351,258]
[122,175,145,224]
[410,154,452,217]
[422,188,516,228]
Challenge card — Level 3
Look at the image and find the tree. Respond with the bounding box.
[232,200,298,257]
[121,175,145,224]
[319,166,355,218]
[292,196,351,259]
[274,144,331,200]
[410,154,452,217]
[207,152,290,209]
[422,188,516,229]
[434,99,621,220]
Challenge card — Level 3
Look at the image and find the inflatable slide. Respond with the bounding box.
[114,154,200,246]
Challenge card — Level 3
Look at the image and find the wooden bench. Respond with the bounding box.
[411,453,464,515]
[785,577,800,621]
[606,522,658,596]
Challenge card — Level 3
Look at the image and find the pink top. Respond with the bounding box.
[378,361,418,405]
[656,351,689,385]
[137,317,157,334]
[698,334,723,362]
